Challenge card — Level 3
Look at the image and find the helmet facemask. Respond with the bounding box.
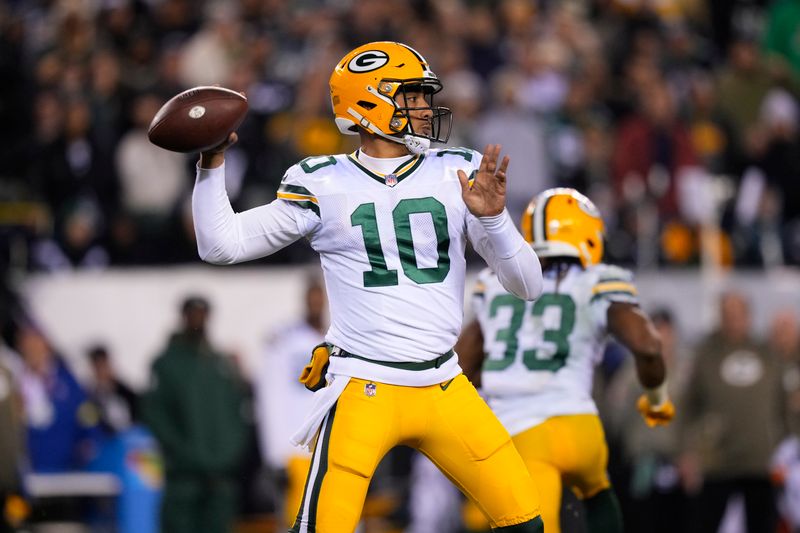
[384,79,452,148]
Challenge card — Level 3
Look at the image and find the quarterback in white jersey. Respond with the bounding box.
[191,41,545,533]
[458,188,676,533]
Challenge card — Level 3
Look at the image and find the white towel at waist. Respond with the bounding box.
[290,374,351,450]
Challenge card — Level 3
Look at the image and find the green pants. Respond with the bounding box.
[160,476,239,533]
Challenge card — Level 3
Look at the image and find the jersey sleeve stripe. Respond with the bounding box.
[591,281,637,296]
[473,279,486,297]
[435,148,474,161]
[596,276,630,284]
[279,183,315,197]
[590,290,638,303]
[277,191,319,204]
[277,195,321,217]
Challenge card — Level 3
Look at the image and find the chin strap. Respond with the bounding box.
[347,107,430,155]
[403,134,430,155]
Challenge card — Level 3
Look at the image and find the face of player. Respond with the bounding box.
[395,89,433,138]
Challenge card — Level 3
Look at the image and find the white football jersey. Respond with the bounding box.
[474,262,638,435]
[277,148,493,386]
[256,320,324,467]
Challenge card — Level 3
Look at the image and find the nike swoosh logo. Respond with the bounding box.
[439,378,455,391]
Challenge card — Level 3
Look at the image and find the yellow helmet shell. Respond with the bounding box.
[520,188,605,267]
[329,41,448,143]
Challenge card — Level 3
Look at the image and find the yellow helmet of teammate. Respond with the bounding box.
[329,41,452,154]
[520,188,605,268]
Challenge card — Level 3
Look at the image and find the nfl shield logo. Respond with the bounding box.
[385,174,398,187]
[364,382,377,397]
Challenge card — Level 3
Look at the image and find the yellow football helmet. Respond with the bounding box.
[329,41,452,154]
[520,188,605,267]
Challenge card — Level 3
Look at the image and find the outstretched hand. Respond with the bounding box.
[636,394,676,427]
[458,144,509,217]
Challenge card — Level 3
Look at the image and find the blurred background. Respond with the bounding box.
[1,0,800,532]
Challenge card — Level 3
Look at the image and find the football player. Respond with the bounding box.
[458,188,675,533]
[192,41,546,532]
[255,278,327,528]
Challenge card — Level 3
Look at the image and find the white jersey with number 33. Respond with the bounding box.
[474,262,638,435]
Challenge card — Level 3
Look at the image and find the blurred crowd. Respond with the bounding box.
[0,0,800,273]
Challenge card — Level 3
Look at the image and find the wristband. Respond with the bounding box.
[644,381,669,407]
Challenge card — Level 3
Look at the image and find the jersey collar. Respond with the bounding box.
[347,149,425,187]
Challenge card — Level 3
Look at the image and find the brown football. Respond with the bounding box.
[148,86,248,153]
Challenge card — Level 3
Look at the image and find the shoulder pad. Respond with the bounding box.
[588,263,638,303]
[589,263,635,283]
[277,159,336,217]
[281,154,345,187]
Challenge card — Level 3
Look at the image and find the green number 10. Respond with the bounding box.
[351,198,450,287]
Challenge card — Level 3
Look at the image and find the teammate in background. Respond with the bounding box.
[256,277,327,528]
[458,188,675,533]
[192,41,545,532]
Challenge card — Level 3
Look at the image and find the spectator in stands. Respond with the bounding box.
[611,75,701,265]
[15,325,98,472]
[178,3,242,88]
[768,309,800,436]
[679,291,786,533]
[30,198,110,272]
[767,307,800,531]
[762,0,800,92]
[684,71,737,177]
[88,50,129,155]
[3,1,800,269]
[715,35,774,152]
[115,92,190,253]
[755,90,800,265]
[37,97,119,223]
[143,296,249,533]
[547,71,613,194]
[473,68,551,222]
[438,68,484,150]
[86,345,138,436]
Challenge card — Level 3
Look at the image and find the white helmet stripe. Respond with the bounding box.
[534,194,547,244]
[365,84,396,107]
[346,107,407,146]
[398,43,428,67]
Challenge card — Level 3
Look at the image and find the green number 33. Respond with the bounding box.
[484,293,576,372]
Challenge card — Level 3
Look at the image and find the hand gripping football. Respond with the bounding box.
[148,86,248,153]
